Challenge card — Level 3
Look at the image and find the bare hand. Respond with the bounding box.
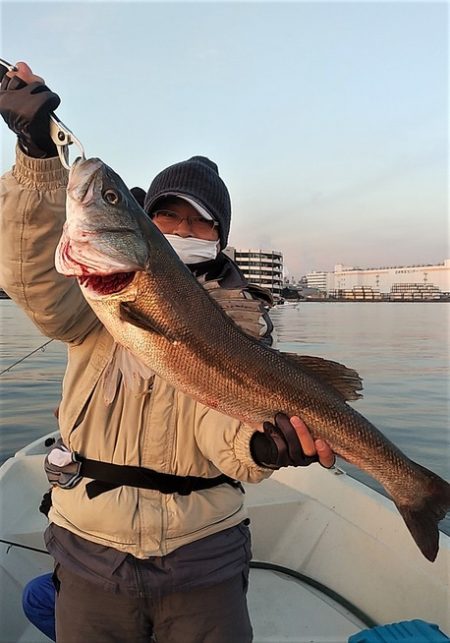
[258,412,336,469]
[289,415,336,469]
[6,61,44,84]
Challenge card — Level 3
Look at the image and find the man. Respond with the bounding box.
[1,62,334,643]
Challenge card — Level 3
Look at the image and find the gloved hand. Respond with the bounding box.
[0,61,60,158]
[251,412,336,469]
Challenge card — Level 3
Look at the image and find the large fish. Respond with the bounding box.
[56,157,450,562]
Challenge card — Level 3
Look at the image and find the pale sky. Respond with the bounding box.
[1,1,448,280]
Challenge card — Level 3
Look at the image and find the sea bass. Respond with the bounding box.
[56,157,450,562]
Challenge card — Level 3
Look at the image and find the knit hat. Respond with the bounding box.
[144,156,231,249]
[130,186,146,208]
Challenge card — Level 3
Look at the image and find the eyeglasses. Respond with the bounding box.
[151,210,218,234]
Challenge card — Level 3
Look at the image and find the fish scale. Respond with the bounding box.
[55,156,450,562]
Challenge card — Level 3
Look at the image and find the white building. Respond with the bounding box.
[305,260,449,299]
[305,271,333,292]
[230,248,284,297]
[331,260,450,298]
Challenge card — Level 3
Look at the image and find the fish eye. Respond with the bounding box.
[103,189,120,205]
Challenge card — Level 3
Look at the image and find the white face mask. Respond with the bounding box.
[164,234,219,264]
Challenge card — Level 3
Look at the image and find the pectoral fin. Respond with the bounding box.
[119,302,179,343]
[282,353,363,401]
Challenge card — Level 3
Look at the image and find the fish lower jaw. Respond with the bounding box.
[55,237,89,277]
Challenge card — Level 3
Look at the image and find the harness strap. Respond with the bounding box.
[78,457,243,499]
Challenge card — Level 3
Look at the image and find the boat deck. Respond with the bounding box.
[249,566,366,642]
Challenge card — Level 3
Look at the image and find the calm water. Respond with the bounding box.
[1,300,449,531]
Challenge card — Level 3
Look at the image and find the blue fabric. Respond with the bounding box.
[22,573,56,641]
[349,620,450,642]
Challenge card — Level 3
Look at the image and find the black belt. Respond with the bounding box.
[78,458,244,499]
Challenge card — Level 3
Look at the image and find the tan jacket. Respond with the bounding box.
[0,149,272,558]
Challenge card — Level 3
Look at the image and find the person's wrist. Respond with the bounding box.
[17,136,58,159]
[250,432,280,468]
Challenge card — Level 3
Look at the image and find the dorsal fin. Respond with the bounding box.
[282,353,363,401]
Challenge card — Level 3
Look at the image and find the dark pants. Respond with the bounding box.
[55,564,253,643]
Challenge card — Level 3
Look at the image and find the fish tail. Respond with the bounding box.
[395,462,450,562]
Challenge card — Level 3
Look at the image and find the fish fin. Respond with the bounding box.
[394,463,450,562]
[282,353,363,401]
[119,303,179,343]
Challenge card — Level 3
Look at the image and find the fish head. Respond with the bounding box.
[56,157,161,299]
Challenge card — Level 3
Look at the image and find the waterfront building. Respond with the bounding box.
[308,260,450,299]
[334,260,450,298]
[305,271,333,292]
[229,248,284,297]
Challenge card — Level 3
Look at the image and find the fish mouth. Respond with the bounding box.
[79,271,136,296]
[56,226,140,296]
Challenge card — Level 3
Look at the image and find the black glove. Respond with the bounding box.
[39,490,53,517]
[250,412,320,469]
[0,74,60,158]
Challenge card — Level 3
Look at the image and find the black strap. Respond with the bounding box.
[78,458,243,499]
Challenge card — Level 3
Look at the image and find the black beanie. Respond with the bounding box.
[144,156,231,249]
[130,187,146,208]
